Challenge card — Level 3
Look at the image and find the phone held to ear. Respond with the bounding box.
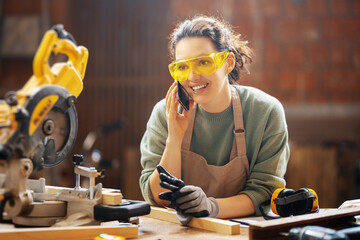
[175,81,191,111]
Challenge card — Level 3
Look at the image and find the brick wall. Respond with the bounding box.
[171,0,360,104]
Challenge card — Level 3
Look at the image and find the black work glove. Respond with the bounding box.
[157,165,185,192]
[157,165,186,209]
[157,165,192,225]
[156,165,219,219]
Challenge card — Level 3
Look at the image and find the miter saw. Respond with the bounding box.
[0,25,150,227]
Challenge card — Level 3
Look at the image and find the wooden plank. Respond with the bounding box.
[45,185,122,205]
[0,224,138,240]
[146,206,240,235]
[249,207,360,240]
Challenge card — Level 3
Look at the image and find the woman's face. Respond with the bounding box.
[174,37,232,113]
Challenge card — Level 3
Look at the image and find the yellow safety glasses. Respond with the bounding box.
[168,51,229,82]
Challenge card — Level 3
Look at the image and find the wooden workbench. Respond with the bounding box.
[0,217,249,240]
[139,216,248,239]
[1,206,359,239]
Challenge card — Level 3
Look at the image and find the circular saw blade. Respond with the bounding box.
[39,110,69,153]
[22,85,78,169]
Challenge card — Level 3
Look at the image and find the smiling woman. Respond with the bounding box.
[139,15,290,220]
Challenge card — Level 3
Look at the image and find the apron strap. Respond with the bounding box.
[231,87,247,157]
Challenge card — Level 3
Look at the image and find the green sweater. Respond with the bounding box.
[139,85,290,216]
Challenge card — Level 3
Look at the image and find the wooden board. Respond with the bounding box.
[45,185,123,205]
[0,224,138,240]
[249,207,360,240]
[146,206,240,235]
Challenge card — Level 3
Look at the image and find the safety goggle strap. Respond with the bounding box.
[274,191,314,205]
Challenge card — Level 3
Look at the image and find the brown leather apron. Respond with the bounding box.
[181,87,249,198]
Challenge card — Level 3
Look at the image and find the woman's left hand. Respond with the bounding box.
[158,165,219,218]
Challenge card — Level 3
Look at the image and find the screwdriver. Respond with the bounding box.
[284,225,360,240]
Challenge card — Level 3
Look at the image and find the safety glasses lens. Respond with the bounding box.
[191,56,216,76]
[168,51,228,81]
[172,62,190,81]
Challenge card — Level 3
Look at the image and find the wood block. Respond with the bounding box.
[102,192,123,205]
[146,206,240,235]
[0,224,138,240]
[249,207,360,240]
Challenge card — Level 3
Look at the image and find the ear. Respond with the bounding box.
[225,52,236,74]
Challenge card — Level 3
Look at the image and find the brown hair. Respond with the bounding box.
[168,15,253,84]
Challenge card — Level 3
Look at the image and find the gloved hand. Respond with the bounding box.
[174,185,219,218]
[157,165,219,219]
[157,165,186,208]
[157,165,192,225]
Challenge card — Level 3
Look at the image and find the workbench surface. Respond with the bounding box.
[2,206,360,239]
[139,216,249,239]
[0,216,249,239]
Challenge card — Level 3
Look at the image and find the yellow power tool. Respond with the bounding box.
[0,24,88,170]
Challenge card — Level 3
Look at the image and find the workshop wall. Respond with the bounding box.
[0,0,359,206]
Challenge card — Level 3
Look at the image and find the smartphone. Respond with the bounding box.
[175,81,191,111]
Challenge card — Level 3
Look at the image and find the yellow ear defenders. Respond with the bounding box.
[270,188,319,217]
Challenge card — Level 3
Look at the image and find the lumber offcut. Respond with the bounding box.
[0,224,138,240]
[146,206,240,235]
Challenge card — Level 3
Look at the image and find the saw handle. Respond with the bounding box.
[52,24,77,44]
[21,24,89,99]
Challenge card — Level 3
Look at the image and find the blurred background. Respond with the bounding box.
[0,0,359,208]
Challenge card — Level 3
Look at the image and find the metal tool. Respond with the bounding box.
[0,24,150,227]
[283,225,360,240]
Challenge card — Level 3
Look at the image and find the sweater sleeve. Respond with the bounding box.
[139,100,168,205]
[241,131,290,216]
[239,94,290,216]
